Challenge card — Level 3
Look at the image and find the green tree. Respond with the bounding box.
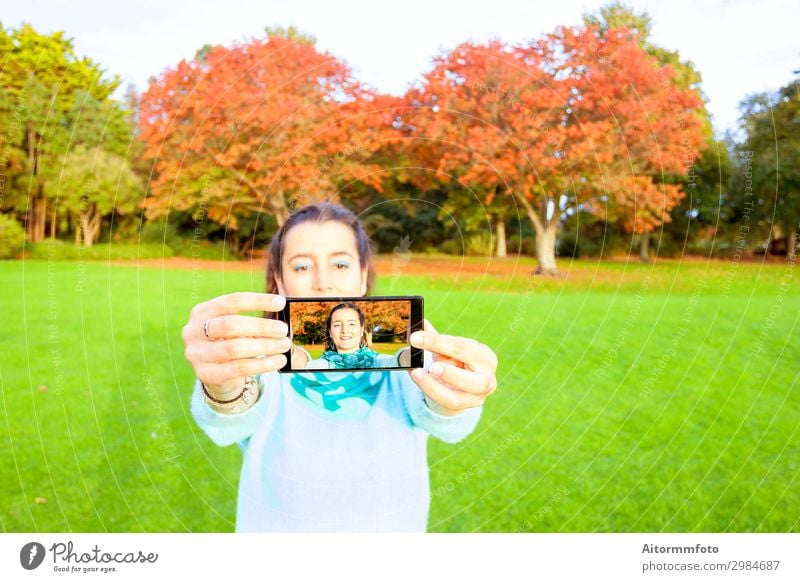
[48,146,143,246]
[0,23,125,243]
[738,77,800,260]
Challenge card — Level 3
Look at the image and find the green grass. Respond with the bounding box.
[22,238,237,261]
[0,257,798,532]
[23,240,175,260]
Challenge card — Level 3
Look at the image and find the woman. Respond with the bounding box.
[182,202,498,531]
[299,301,410,370]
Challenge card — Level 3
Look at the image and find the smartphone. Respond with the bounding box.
[277,295,424,373]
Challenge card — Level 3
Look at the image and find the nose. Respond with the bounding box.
[312,265,333,293]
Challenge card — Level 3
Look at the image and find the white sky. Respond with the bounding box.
[4,0,798,136]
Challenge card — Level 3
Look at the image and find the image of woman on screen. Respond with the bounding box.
[296,302,410,369]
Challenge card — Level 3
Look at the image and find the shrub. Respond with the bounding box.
[465,233,494,256]
[0,214,26,259]
[557,234,580,258]
[439,239,463,255]
[568,230,629,258]
[507,234,535,256]
[139,218,183,250]
[651,235,684,258]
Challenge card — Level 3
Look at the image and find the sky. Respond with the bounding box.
[4,0,798,136]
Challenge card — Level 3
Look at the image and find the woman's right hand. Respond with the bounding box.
[181,292,291,401]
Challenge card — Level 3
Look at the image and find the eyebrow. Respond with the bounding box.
[287,251,355,262]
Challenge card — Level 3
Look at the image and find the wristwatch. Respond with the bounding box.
[201,376,258,413]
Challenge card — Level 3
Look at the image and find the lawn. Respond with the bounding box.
[1,255,798,532]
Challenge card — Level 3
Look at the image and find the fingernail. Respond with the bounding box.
[272,295,285,308]
[430,363,444,377]
[411,368,425,381]
[410,331,424,345]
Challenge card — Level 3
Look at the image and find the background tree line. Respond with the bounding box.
[1,3,797,269]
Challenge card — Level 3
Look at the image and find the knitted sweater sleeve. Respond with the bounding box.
[400,349,483,445]
[190,373,277,447]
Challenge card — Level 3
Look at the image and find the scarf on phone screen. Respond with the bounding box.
[320,346,380,369]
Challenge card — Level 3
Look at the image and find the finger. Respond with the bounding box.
[428,360,496,396]
[408,368,486,412]
[197,355,287,386]
[410,330,488,368]
[191,314,289,342]
[423,319,438,334]
[420,320,439,364]
[192,292,286,319]
[189,336,293,364]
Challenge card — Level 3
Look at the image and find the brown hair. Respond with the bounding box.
[264,202,376,317]
[323,302,368,352]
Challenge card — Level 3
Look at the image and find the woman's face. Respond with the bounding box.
[329,308,363,353]
[275,220,368,298]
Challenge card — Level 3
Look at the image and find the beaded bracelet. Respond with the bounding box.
[201,376,257,412]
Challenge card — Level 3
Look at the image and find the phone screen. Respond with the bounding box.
[277,295,424,372]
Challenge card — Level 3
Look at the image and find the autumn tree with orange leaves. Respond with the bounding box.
[404,25,705,274]
[290,300,410,346]
[138,28,388,242]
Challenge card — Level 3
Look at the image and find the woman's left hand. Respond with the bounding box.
[408,319,498,415]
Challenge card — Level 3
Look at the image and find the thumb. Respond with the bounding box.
[421,319,440,365]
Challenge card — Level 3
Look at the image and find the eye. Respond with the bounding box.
[292,262,311,272]
[334,261,350,269]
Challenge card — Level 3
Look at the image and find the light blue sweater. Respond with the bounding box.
[190,351,483,532]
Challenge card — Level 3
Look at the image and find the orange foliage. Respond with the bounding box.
[138,34,390,228]
[290,300,411,344]
[403,26,706,234]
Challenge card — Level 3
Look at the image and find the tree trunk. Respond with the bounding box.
[268,192,289,227]
[534,222,559,275]
[639,233,650,262]
[37,197,47,241]
[79,213,89,247]
[24,121,41,243]
[50,202,57,238]
[511,189,559,276]
[25,201,34,242]
[495,217,507,258]
[231,231,241,256]
[788,226,798,262]
[87,209,102,245]
[26,195,48,243]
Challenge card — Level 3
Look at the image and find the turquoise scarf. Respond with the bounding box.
[321,346,381,369]
[290,369,384,414]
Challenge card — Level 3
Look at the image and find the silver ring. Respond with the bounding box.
[203,319,215,341]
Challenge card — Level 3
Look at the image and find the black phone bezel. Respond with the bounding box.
[277,295,424,373]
